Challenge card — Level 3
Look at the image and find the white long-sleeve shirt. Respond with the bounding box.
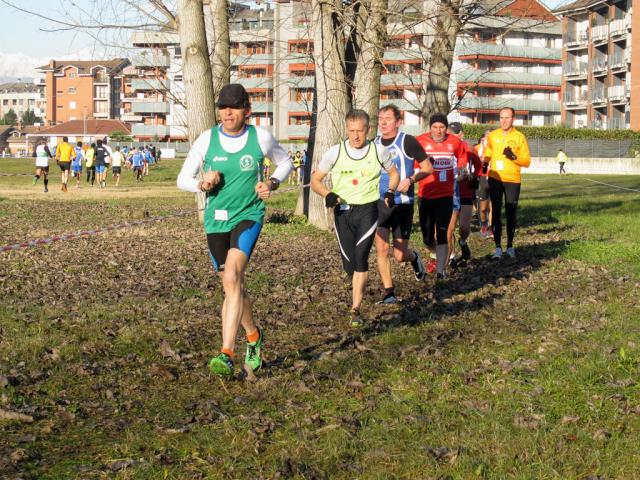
[177,125,293,193]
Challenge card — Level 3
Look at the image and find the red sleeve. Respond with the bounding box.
[456,138,467,168]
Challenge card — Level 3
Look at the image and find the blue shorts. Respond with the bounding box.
[206,220,262,272]
[96,165,106,174]
[453,182,461,212]
[72,164,82,173]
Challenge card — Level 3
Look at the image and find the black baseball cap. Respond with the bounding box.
[217,83,250,109]
[448,122,463,134]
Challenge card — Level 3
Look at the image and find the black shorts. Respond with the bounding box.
[58,162,70,172]
[112,166,122,175]
[460,197,473,206]
[36,166,49,173]
[488,177,521,206]
[477,176,490,201]
[206,220,262,272]
[418,196,453,247]
[377,201,414,240]
[334,201,378,275]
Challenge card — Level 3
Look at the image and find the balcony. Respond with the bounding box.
[237,77,273,89]
[121,113,143,122]
[380,99,421,111]
[381,73,423,87]
[563,92,588,107]
[625,49,632,64]
[287,76,315,88]
[94,75,109,84]
[132,124,170,137]
[610,54,626,70]
[287,124,310,138]
[457,70,561,87]
[456,42,561,62]
[457,96,560,112]
[250,102,273,113]
[610,19,627,37]
[131,78,170,91]
[94,111,109,118]
[232,54,274,66]
[590,90,607,105]
[609,118,626,129]
[592,57,608,75]
[565,30,588,49]
[132,101,170,114]
[564,62,588,77]
[133,53,170,68]
[591,24,609,43]
[288,101,313,112]
[608,85,626,102]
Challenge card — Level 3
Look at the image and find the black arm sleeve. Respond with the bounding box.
[404,135,429,163]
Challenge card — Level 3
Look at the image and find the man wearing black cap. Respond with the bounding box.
[416,113,467,281]
[177,83,293,376]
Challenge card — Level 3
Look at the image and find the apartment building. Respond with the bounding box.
[36,59,129,126]
[0,81,46,124]
[556,0,637,130]
[452,0,562,126]
[125,32,187,141]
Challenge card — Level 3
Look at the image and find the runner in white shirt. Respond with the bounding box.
[32,139,53,193]
[111,146,125,187]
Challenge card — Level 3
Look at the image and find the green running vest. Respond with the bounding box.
[203,126,265,233]
[331,141,381,205]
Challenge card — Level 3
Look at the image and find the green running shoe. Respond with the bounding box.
[208,353,234,376]
[244,327,264,371]
[349,309,364,328]
[32,177,37,185]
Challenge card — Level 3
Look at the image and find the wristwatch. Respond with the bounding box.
[268,177,280,191]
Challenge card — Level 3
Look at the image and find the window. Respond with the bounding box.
[69,87,76,94]
[174,75,183,82]
[69,101,76,109]
[2,100,7,106]
[69,72,77,79]
[57,105,63,109]
[95,85,109,99]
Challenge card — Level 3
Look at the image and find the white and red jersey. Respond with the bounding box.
[415,133,467,199]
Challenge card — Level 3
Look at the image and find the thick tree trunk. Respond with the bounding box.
[421,0,462,121]
[178,0,216,222]
[208,0,230,122]
[308,0,350,230]
[351,0,387,136]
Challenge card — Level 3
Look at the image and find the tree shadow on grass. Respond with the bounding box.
[267,237,570,370]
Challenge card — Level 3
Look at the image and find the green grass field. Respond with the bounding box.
[1,158,639,479]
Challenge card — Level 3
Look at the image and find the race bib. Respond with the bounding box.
[496,160,504,171]
[439,170,447,182]
[214,209,228,221]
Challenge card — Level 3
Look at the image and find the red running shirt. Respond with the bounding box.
[415,133,467,199]
[459,141,484,200]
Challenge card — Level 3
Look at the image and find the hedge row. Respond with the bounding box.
[459,124,640,140]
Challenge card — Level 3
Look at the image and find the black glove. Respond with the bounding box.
[325,192,340,208]
[470,177,480,190]
[383,190,395,208]
[503,146,517,161]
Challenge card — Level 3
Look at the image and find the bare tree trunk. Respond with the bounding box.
[208,0,230,122]
[350,0,387,136]
[308,0,350,230]
[178,0,216,222]
[421,0,462,121]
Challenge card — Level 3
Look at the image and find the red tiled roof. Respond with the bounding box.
[36,59,129,74]
[37,120,131,136]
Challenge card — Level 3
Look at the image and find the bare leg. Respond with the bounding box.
[375,229,393,290]
[352,271,368,311]
[220,249,251,353]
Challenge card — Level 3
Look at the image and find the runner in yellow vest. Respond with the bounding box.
[311,109,400,328]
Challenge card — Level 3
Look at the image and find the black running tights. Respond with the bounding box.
[488,177,521,249]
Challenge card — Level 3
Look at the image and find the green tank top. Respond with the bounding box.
[332,141,381,205]
[203,125,265,233]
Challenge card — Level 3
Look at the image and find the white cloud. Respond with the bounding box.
[0,48,109,79]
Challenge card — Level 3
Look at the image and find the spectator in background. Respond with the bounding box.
[72,141,84,188]
[557,149,568,175]
[85,143,96,186]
